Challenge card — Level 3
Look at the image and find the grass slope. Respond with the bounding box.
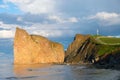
[92,35,120,56]
[100,37,120,44]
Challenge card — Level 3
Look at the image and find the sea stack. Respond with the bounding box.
[14,27,65,64]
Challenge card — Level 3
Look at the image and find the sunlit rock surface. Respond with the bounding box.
[14,28,65,64]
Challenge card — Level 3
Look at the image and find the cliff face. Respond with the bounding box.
[14,28,65,64]
[65,34,120,69]
[65,34,98,64]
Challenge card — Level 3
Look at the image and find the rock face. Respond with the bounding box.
[65,34,120,69]
[14,28,65,64]
[94,48,120,69]
[65,34,97,64]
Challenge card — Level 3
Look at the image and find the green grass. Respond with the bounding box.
[97,45,120,56]
[100,37,120,44]
[91,35,120,56]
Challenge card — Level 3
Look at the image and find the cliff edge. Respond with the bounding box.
[65,34,97,64]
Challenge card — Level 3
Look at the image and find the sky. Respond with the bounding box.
[0,0,120,39]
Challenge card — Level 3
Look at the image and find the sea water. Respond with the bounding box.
[0,38,120,80]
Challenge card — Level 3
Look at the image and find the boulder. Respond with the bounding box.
[14,27,65,64]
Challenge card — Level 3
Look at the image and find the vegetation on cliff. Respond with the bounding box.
[92,35,120,56]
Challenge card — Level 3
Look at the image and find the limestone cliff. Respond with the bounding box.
[14,28,65,64]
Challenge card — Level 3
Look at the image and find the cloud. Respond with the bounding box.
[0,13,25,25]
[4,0,57,14]
[0,13,48,25]
[0,0,79,38]
[32,30,62,38]
[68,17,78,23]
[0,21,17,29]
[0,21,19,30]
[26,23,75,38]
[88,12,120,26]
[0,20,76,38]
[0,52,4,56]
[0,4,8,8]
[17,17,23,22]
[0,0,120,38]
[48,15,78,23]
[32,29,74,38]
[0,21,18,38]
[0,12,79,38]
[0,30,14,38]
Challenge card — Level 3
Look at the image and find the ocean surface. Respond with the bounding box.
[0,38,120,80]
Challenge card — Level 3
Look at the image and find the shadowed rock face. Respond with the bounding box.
[65,34,97,64]
[94,49,120,69]
[14,28,65,64]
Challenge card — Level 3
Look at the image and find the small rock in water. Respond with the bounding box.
[27,69,33,71]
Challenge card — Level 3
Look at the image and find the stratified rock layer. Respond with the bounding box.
[14,28,65,64]
[65,34,97,64]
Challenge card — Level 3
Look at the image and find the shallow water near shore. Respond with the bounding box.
[0,53,120,80]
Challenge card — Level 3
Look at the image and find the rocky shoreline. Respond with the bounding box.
[14,27,120,69]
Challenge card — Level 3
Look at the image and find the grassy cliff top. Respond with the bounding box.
[91,35,120,56]
[98,37,120,44]
[92,35,120,45]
